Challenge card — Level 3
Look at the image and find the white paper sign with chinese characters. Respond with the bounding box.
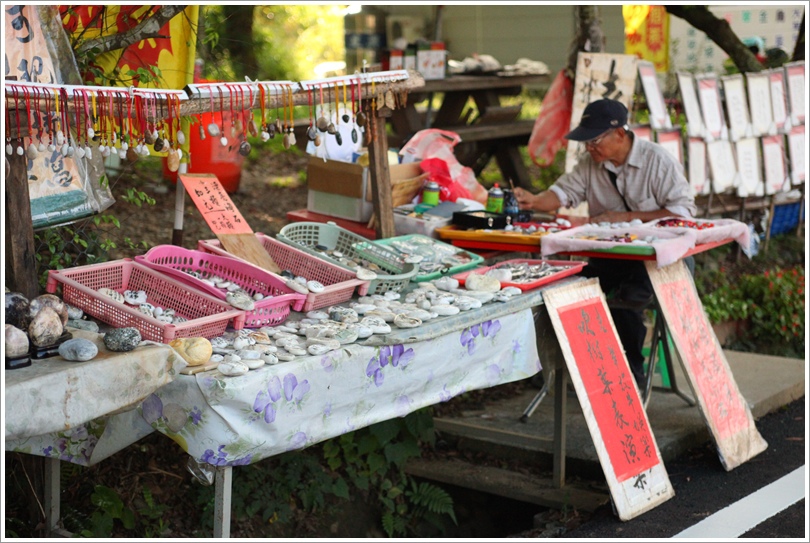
[565,53,638,173]
[646,260,768,471]
[543,278,674,521]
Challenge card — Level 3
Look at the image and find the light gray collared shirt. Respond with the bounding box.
[549,134,696,218]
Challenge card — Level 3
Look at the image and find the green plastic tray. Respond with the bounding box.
[369,234,485,282]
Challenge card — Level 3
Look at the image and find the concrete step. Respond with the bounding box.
[405,457,610,513]
[412,349,804,512]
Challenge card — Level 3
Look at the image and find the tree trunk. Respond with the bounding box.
[566,6,606,78]
[666,6,763,73]
[221,5,258,79]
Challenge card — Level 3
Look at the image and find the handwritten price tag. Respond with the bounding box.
[180,174,253,235]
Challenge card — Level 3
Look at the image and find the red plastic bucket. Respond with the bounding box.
[162,110,245,193]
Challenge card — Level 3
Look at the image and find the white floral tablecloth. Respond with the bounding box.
[141,308,540,467]
[6,278,582,467]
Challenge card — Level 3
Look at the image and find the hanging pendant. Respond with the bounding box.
[199,123,206,140]
[356,111,367,127]
[6,141,13,156]
[351,128,358,144]
[327,122,337,135]
[167,147,180,171]
[267,123,276,139]
[153,137,165,152]
[314,134,321,147]
[177,130,186,145]
[126,146,139,162]
[248,119,259,137]
[307,126,317,141]
[288,128,296,147]
[238,140,251,156]
[220,135,228,147]
[55,130,65,145]
[207,122,220,137]
[385,90,395,110]
[75,146,85,159]
[316,115,329,132]
[282,132,290,150]
[342,112,350,123]
[87,126,95,140]
[335,132,343,146]
[37,141,46,152]
[275,118,283,133]
[261,128,270,142]
[84,145,93,159]
[26,143,38,160]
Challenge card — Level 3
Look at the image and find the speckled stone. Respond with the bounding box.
[103,327,142,352]
[5,324,29,358]
[5,292,31,331]
[30,294,69,326]
[58,338,99,361]
[28,306,64,347]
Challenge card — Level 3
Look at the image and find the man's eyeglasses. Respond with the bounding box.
[584,129,615,148]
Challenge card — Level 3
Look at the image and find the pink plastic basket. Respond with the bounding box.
[45,259,245,343]
[135,246,307,327]
[197,233,369,312]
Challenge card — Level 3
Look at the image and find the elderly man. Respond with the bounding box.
[514,98,696,390]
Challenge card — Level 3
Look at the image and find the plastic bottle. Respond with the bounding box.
[422,180,440,206]
[503,188,519,217]
[486,183,504,213]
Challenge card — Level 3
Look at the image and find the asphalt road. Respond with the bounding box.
[564,396,807,539]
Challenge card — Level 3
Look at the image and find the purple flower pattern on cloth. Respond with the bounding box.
[460,319,502,355]
[253,373,311,424]
[40,422,104,465]
[201,445,252,467]
[365,344,415,387]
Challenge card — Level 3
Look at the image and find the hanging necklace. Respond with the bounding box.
[306,87,317,142]
[217,86,228,147]
[287,84,296,147]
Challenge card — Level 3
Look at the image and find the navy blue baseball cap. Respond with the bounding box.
[565,99,628,142]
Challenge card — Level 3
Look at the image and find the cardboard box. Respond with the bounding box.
[417,42,446,80]
[307,157,423,222]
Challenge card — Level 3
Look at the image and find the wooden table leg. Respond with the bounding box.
[552,363,568,489]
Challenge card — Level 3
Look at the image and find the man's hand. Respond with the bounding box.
[513,187,561,213]
[513,187,536,210]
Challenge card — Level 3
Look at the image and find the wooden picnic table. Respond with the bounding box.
[388,73,551,189]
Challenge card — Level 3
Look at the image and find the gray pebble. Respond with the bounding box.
[103,327,142,352]
[58,338,99,362]
[67,319,100,333]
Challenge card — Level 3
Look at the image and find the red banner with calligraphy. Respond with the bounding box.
[655,278,750,440]
[559,298,660,482]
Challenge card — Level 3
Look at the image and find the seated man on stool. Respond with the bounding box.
[514,99,696,390]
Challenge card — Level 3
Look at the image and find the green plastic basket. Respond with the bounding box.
[277,222,418,294]
[370,234,485,282]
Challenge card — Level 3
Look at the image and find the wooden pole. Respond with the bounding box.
[367,102,396,239]
[5,140,40,299]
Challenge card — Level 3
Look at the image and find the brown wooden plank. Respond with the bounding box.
[367,105,396,239]
[218,234,281,274]
[450,119,535,142]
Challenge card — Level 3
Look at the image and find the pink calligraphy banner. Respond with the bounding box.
[180,174,253,235]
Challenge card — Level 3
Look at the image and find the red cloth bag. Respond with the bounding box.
[528,69,574,167]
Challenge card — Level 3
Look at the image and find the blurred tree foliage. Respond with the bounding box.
[197,5,346,82]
